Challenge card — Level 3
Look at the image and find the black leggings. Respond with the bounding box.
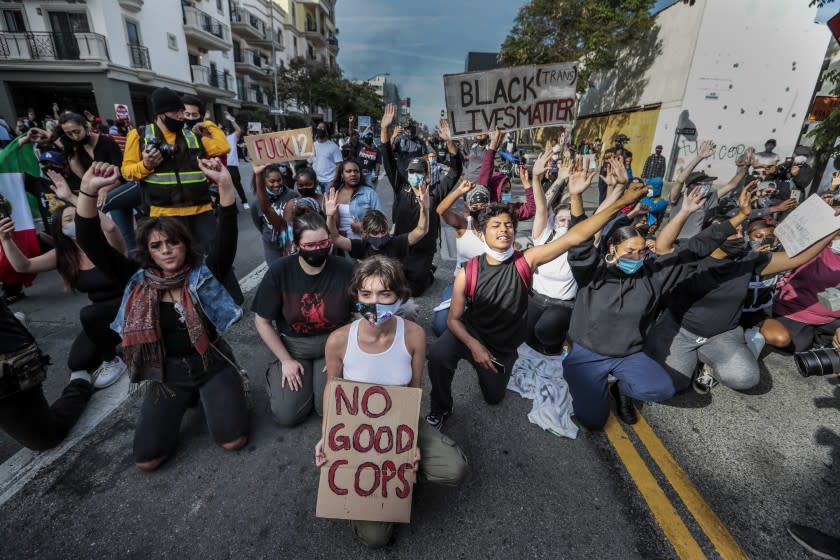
[67,299,122,372]
[133,346,250,463]
[227,165,248,205]
[0,380,92,451]
[526,295,574,354]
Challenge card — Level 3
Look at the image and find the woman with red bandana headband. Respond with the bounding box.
[253,211,355,427]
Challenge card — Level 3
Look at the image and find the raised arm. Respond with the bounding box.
[477,128,503,188]
[529,150,552,240]
[324,187,352,252]
[407,182,430,246]
[654,185,708,253]
[225,111,242,140]
[437,179,471,231]
[379,103,400,191]
[762,229,839,276]
[716,155,750,199]
[0,219,56,273]
[196,158,237,279]
[669,140,715,204]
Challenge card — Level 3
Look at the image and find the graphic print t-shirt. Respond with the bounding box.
[251,254,355,336]
[356,144,381,174]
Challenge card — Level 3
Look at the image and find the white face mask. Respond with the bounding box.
[483,239,514,262]
[831,240,840,255]
[61,222,76,238]
[553,226,568,237]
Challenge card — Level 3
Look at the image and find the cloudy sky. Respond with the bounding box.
[335,0,526,128]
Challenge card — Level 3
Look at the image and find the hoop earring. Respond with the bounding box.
[604,253,617,265]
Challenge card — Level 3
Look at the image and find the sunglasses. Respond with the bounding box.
[298,239,332,250]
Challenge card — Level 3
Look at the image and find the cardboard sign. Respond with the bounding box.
[775,194,840,257]
[244,127,315,165]
[443,62,577,138]
[114,103,130,121]
[357,115,372,135]
[316,380,422,523]
[247,121,262,133]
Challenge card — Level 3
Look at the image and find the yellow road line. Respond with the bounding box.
[631,413,749,560]
[603,414,706,559]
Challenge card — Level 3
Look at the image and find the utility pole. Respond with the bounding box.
[270,0,280,129]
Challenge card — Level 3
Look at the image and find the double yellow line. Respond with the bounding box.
[604,412,749,559]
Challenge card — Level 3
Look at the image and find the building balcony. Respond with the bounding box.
[252,29,284,49]
[234,47,266,77]
[327,35,338,53]
[128,44,151,69]
[230,5,267,43]
[0,31,110,63]
[183,6,230,51]
[238,86,269,108]
[191,64,236,97]
[304,23,326,46]
[118,0,144,12]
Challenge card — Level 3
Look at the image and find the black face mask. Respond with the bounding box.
[477,138,488,146]
[298,188,316,198]
[162,116,184,133]
[184,118,202,128]
[364,138,373,146]
[315,129,328,140]
[299,247,329,267]
[64,134,89,148]
[469,210,483,221]
[721,238,749,259]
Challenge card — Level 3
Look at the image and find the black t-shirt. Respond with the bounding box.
[251,254,355,336]
[465,255,529,353]
[348,234,410,260]
[356,144,381,174]
[77,134,123,172]
[76,267,124,303]
[0,298,33,353]
[670,252,772,337]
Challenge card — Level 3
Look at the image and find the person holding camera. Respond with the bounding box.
[120,87,229,253]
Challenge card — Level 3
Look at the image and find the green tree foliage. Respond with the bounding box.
[499,0,657,92]
[279,58,383,125]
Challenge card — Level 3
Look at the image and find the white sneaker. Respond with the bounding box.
[93,357,127,389]
[243,202,250,210]
[13,311,26,327]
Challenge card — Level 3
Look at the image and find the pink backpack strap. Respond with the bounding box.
[513,250,533,288]
[464,256,479,301]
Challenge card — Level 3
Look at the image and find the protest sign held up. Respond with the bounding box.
[316,380,422,524]
[443,62,577,137]
[774,194,840,257]
[245,127,315,166]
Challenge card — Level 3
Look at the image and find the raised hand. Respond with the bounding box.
[381,103,397,129]
[490,128,504,150]
[770,198,797,214]
[417,182,430,209]
[252,163,269,177]
[0,217,15,240]
[46,169,73,201]
[738,182,758,217]
[437,119,452,142]
[518,163,530,187]
[324,187,339,216]
[81,162,121,192]
[698,140,716,160]
[831,171,840,192]
[531,148,553,178]
[619,181,647,205]
[197,157,231,186]
[568,161,596,195]
[557,156,573,181]
[456,179,474,197]
[681,185,707,214]
[610,158,628,185]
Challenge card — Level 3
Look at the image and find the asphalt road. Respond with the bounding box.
[0,164,837,559]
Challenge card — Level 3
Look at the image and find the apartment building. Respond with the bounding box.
[0,0,339,126]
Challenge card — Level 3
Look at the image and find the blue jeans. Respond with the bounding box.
[101,181,141,252]
[562,343,675,430]
[431,281,454,337]
[318,181,332,194]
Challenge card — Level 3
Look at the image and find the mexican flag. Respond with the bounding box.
[0,137,41,287]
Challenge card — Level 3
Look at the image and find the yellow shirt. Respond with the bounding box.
[121,120,230,217]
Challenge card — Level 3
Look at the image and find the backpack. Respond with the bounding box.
[464,251,532,302]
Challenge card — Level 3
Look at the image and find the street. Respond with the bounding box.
[0,163,837,559]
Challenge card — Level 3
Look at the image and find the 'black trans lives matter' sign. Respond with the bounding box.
[443,62,577,137]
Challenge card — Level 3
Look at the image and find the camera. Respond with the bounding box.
[794,347,840,377]
[144,139,178,159]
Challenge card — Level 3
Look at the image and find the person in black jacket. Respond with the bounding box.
[561,183,756,429]
[380,103,462,296]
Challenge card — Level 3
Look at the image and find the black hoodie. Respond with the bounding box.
[566,218,735,357]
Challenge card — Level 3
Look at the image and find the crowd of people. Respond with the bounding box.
[1,91,840,550]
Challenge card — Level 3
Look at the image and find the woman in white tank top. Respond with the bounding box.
[431,179,490,336]
[314,255,468,550]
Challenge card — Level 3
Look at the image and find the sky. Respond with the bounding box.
[335,0,527,128]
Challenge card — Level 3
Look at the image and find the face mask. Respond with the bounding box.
[501,193,512,203]
[61,222,76,238]
[720,238,749,259]
[477,137,488,146]
[408,172,424,188]
[831,240,840,255]
[356,300,402,327]
[616,257,644,274]
[162,116,183,132]
[553,226,568,237]
[299,247,329,267]
[367,234,391,248]
[185,118,202,128]
[469,210,483,221]
[551,154,559,162]
[647,188,654,198]
[427,157,436,167]
[483,239,514,262]
[315,129,328,139]
[65,135,88,148]
[364,138,373,145]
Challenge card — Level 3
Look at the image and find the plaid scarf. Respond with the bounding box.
[121,268,210,385]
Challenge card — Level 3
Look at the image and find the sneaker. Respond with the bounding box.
[788,523,840,559]
[425,410,450,431]
[242,202,250,210]
[13,311,26,327]
[93,357,127,389]
[2,292,25,305]
[693,363,718,394]
[610,381,637,424]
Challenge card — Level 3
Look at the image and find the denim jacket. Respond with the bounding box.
[111,260,242,337]
[337,183,382,221]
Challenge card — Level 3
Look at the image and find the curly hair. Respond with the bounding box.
[134,217,202,270]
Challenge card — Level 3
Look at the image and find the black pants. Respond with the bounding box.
[427,329,516,414]
[526,295,574,354]
[227,165,248,206]
[0,380,93,451]
[403,252,435,297]
[67,299,121,372]
[133,346,250,463]
[776,316,840,352]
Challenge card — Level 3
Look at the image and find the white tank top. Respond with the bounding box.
[454,216,486,276]
[342,317,413,387]
[338,203,360,240]
[531,227,578,300]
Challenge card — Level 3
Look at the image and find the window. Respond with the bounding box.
[167,32,178,50]
[216,0,223,14]
[126,20,140,45]
[48,11,90,33]
[3,10,26,32]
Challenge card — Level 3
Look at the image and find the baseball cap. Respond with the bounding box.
[685,171,716,187]
[38,150,66,165]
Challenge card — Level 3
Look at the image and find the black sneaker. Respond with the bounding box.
[425,410,450,431]
[692,364,718,394]
[610,382,637,425]
[788,523,840,559]
[2,292,25,305]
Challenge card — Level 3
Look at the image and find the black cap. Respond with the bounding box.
[407,157,425,173]
[685,171,717,187]
[151,87,184,115]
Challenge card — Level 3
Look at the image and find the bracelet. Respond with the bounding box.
[78,190,97,198]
